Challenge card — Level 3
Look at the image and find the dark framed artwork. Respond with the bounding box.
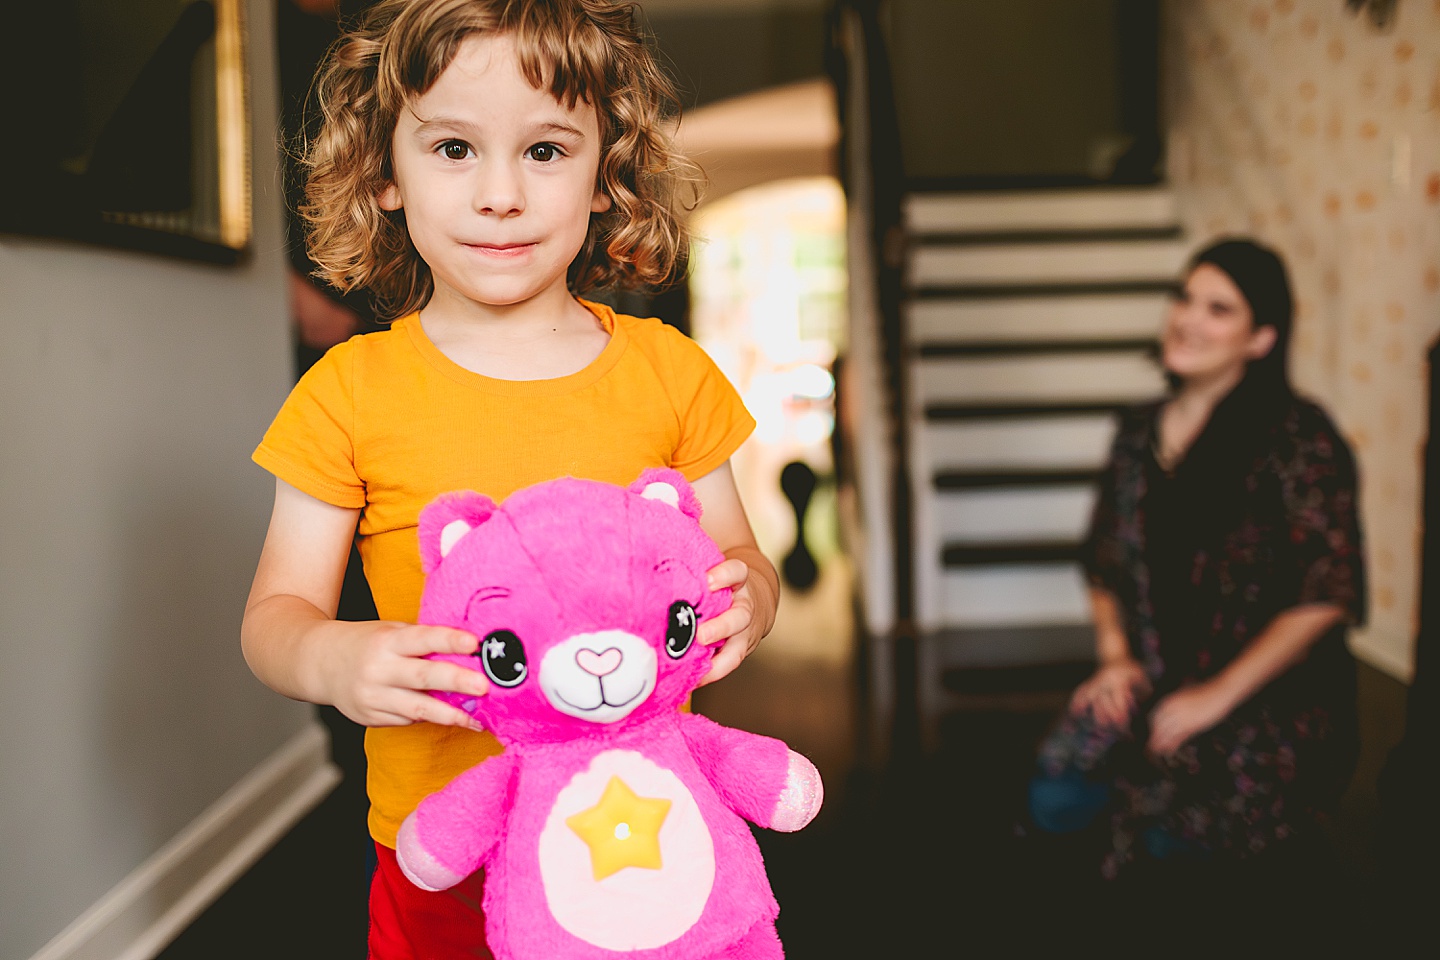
[1,0,251,263]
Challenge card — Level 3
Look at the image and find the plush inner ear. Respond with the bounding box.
[641,481,681,509]
[440,520,472,558]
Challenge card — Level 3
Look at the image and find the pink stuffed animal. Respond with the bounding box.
[396,468,823,960]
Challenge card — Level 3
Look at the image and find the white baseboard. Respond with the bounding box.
[29,722,342,960]
[1350,626,1415,684]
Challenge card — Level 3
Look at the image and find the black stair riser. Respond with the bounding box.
[909,280,1179,301]
[910,226,1182,247]
[916,339,1159,358]
[925,401,1131,421]
[942,542,1081,566]
[934,470,1099,490]
[905,174,1164,192]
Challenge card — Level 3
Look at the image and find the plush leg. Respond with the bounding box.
[714,918,784,960]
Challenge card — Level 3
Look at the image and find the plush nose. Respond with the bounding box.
[575,647,623,677]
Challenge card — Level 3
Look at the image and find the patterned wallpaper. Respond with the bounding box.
[1164,0,1440,680]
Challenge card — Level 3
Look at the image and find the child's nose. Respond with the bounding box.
[473,159,524,217]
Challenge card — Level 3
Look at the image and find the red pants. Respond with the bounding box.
[368,843,493,960]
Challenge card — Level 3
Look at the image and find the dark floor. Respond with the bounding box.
[161,559,1429,958]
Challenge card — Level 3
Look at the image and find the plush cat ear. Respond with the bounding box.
[418,491,498,573]
[630,467,702,521]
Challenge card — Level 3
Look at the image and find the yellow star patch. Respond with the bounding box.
[566,776,672,881]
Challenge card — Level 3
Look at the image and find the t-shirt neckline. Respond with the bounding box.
[400,298,627,397]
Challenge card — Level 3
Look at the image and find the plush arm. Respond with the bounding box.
[679,713,822,832]
[396,753,517,891]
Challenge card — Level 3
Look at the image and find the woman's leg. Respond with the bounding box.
[1027,767,1112,834]
[1029,708,1127,834]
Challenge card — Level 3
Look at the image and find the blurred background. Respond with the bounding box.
[3,1,1437,957]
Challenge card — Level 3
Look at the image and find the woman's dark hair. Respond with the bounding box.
[1159,237,1300,535]
[1186,236,1295,397]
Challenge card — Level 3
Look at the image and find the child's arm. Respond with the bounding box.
[679,713,822,832]
[690,462,780,686]
[241,478,489,728]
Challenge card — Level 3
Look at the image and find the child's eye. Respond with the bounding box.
[526,143,562,163]
[439,140,472,161]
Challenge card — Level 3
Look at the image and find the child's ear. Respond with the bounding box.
[379,182,403,212]
[590,187,612,214]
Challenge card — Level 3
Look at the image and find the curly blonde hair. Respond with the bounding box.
[300,0,698,320]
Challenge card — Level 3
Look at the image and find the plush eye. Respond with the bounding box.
[665,601,698,659]
[477,630,528,687]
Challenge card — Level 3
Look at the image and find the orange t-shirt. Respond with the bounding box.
[252,300,754,846]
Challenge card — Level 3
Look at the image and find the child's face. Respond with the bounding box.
[379,33,611,313]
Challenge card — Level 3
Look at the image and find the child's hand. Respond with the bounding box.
[697,557,777,686]
[319,620,490,729]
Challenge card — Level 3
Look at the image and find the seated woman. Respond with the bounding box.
[1030,237,1366,879]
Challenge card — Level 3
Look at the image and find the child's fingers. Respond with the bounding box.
[696,639,744,687]
[375,691,482,730]
[697,606,751,646]
[397,624,480,657]
[409,657,490,698]
[705,558,748,592]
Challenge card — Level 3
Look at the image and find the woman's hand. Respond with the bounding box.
[315,619,490,729]
[1070,658,1151,730]
[1147,681,1233,757]
[696,557,777,686]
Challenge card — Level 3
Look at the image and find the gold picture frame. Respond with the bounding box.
[0,0,252,263]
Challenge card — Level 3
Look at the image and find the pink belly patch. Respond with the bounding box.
[537,749,715,949]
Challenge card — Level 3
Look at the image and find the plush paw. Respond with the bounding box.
[769,751,823,832]
[395,815,466,892]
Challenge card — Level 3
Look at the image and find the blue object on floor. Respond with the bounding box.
[1028,770,1111,834]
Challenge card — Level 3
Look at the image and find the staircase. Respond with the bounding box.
[901,187,1183,743]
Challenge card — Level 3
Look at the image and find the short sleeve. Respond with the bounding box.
[1278,407,1367,625]
[662,328,756,481]
[251,341,366,508]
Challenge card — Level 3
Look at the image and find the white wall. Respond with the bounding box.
[0,2,323,957]
[1165,0,1440,681]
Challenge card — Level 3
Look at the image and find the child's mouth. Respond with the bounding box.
[466,242,536,258]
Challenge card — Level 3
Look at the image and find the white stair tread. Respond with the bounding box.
[909,238,1189,289]
[914,352,1165,406]
[937,563,1091,628]
[906,292,1168,345]
[934,486,1096,543]
[920,416,1119,470]
[905,188,1179,236]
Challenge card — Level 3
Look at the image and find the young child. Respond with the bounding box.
[241,2,779,956]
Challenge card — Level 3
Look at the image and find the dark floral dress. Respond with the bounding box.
[1036,393,1366,877]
